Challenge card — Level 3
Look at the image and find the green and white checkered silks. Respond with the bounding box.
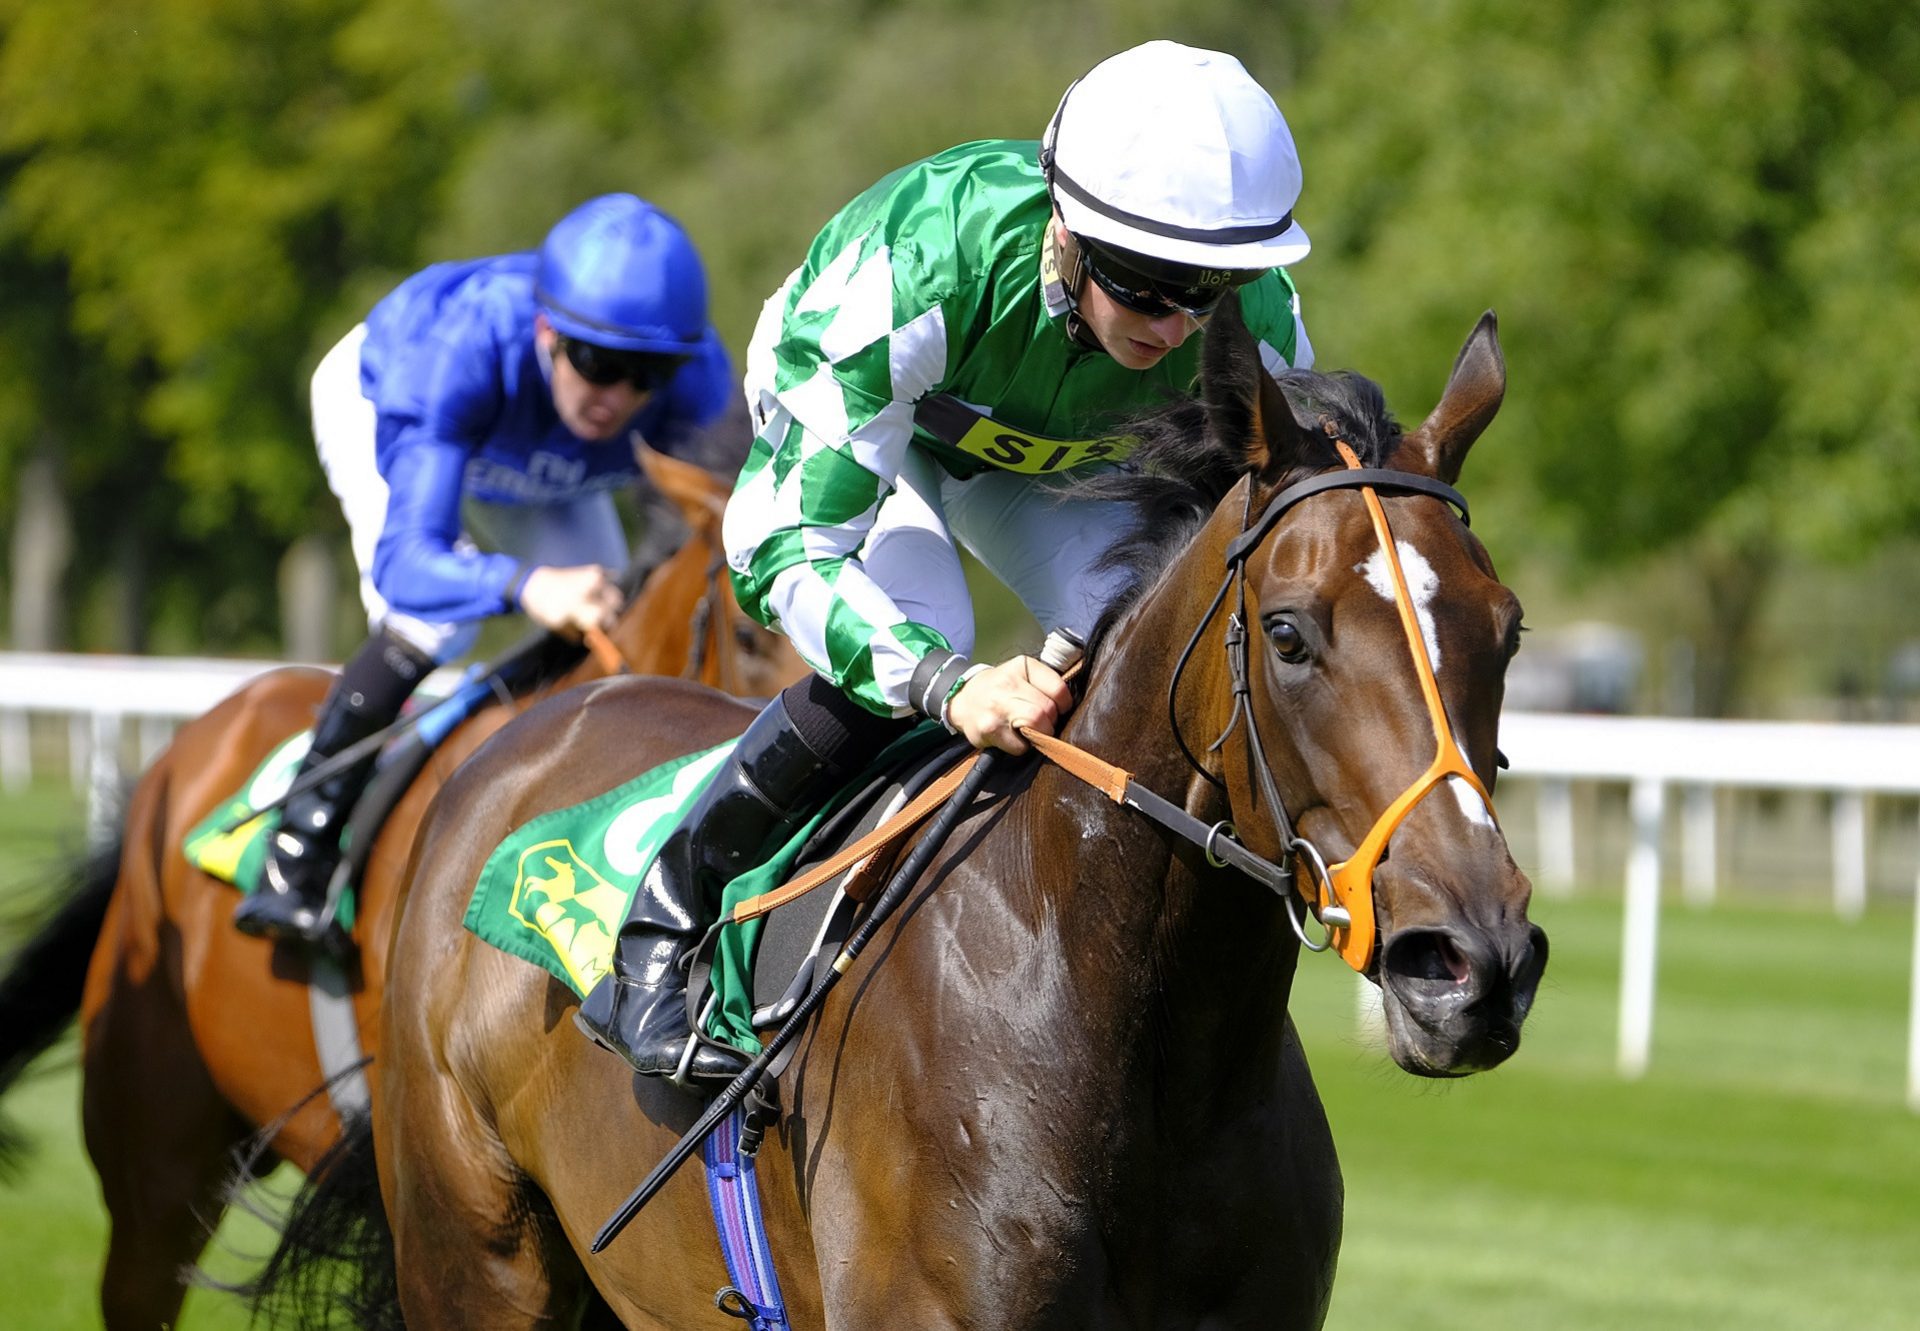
[729,231,958,715]
[724,140,1313,717]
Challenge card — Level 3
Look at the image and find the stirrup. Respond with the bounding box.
[237,854,355,955]
[669,1032,701,1088]
[665,991,727,1090]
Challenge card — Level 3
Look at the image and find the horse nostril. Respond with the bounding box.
[1386,930,1472,986]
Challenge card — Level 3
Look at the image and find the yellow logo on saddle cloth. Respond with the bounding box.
[182,732,312,888]
[506,840,628,994]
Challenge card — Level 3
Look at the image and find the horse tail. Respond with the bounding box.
[0,831,122,1172]
[222,1110,401,1331]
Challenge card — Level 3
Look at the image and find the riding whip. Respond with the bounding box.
[590,629,1086,1253]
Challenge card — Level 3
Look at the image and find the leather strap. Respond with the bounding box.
[584,626,632,676]
[1023,729,1129,801]
[724,752,982,924]
[1224,468,1468,566]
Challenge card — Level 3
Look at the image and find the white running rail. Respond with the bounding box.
[4,652,1918,1107]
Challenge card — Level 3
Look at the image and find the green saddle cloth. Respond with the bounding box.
[464,723,948,1056]
[180,731,358,931]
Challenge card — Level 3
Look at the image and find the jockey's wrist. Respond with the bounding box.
[504,562,535,612]
[909,648,975,727]
[939,664,992,734]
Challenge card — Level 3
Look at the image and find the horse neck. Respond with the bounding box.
[1022,496,1304,1103]
[543,532,718,696]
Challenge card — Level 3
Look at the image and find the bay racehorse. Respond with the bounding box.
[259,299,1548,1329]
[0,443,805,1331]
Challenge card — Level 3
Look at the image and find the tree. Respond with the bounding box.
[1287,0,1920,713]
[0,0,1330,654]
[0,0,465,651]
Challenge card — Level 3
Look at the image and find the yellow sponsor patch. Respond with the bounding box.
[507,839,628,994]
[949,416,1129,475]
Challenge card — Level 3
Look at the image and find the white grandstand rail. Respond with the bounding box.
[1499,710,1920,1109]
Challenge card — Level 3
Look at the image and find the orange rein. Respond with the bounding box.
[584,626,633,676]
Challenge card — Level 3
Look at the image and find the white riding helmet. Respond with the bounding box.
[1041,41,1310,272]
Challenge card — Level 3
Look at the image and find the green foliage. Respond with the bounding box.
[0,0,1914,698]
[1276,0,1920,710]
[1293,0,1920,566]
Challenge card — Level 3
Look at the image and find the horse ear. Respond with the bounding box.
[1203,292,1318,483]
[1397,311,1505,484]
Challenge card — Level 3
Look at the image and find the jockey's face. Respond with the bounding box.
[1054,222,1204,371]
[536,318,651,442]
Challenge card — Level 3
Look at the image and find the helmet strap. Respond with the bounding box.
[1042,225,1105,354]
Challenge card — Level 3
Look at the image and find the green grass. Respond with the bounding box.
[2,777,1917,1327]
[1290,890,1920,1330]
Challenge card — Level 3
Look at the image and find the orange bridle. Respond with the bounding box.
[1296,444,1497,970]
[1184,443,1495,974]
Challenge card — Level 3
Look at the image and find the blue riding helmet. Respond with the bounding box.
[535,194,710,355]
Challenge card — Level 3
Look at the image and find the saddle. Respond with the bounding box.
[683,728,972,1051]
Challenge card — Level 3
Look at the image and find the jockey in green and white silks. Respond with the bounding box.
[578,40,1320,1083]
[724,138,1313,717]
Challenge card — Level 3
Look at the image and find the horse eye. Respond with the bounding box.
[1267,617,1310,663]
[1505,619,1526,660]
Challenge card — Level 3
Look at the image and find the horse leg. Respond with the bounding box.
[82,957,252,1330]
[381,1073,594,1330]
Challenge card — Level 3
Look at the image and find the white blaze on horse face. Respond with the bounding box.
[1357,540,1496,828]
[1358,540,1443,669]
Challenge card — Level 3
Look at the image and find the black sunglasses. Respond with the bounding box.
[1074,234,1266,319]
[557,336,685,392]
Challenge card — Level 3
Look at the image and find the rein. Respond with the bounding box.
[584,626,633,676]
[679,541,744,695]
[683,550,744,696]
[1169,440,1495,972]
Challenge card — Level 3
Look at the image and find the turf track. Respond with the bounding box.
[2,779,1916,1328]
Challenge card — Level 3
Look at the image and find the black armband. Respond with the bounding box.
[909,649,975,723]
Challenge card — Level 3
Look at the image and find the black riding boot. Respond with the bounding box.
[577,676,908,1080]
[234,628,433,946]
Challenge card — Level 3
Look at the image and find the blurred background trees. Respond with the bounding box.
[0,0,1915,716]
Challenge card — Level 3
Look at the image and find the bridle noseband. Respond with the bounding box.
[1172,440,1497,974]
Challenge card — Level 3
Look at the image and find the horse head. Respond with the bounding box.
[1173,299,1547,1076]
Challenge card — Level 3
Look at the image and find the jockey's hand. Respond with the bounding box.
[946,655,1074,755]
[518,564,623,637]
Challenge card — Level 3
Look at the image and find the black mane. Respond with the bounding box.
[1071,367,1402,658]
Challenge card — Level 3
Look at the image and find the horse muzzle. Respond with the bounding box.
[1375,915,1549,1077]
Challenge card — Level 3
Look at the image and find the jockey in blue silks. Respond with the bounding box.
[235,193,734,948]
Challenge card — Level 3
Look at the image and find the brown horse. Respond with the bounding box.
[0,445,805,1330]
[265,301,1548,1329]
